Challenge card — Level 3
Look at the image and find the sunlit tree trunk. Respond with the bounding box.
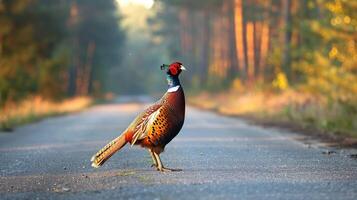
[209,13,220,78]
[246,22,255,84]
[258,23,270,82]
[234,0,247,80]
[221,0,231,79]
[254,21,262,78]
[228,0,238,80]
[258,0,271,82]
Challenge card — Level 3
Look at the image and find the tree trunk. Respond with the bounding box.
[234,0,247,80]
[254,21,262,78]
[246,22,255,85]
[67,2,79,97]
[200,9,211,86]
[282,0,292,78]
[83,41,95,95]
[258,23,270,82]
[258,0,271,82]
[221,0,231,79]
[228,0,238,81]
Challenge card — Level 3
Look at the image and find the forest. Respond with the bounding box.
[0,0,124,104]
[1,0,357,137]
[0,0,124,129]
[151,0,357,138]
[152,0,357,92]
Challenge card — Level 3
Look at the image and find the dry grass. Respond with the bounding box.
[190,90,311,116]
[190,90,357,138]
[0,96,92,131]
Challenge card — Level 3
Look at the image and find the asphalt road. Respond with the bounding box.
[1,98,357,200]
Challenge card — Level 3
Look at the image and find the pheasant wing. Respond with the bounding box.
[129,103,162,145]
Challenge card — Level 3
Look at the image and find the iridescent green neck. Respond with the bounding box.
[166,74,180,89]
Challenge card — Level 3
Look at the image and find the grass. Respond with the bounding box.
[189,90,357,140]
[0,96,92,131]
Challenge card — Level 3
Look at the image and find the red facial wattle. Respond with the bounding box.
[168,62,183,76]
[169,67,178,75]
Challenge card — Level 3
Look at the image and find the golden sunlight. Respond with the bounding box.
[116,0,154,9]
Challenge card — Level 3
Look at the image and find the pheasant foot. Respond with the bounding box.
[156,166,182,172]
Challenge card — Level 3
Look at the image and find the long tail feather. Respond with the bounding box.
[91,132,127,168]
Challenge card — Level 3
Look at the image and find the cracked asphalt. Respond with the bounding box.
[1,98,357,200]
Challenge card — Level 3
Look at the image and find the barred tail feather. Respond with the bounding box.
[91,133,127,168]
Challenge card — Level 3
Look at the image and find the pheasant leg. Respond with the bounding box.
[154,152,182,172]
[149,149,158,168]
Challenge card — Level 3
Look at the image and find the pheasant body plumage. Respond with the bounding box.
[137,88,185,152]
[91,62,186,172]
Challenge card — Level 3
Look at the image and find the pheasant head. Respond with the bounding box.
[161,62,186,77]
[161,62,186,90]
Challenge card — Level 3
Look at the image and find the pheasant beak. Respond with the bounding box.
[180,65,187,71]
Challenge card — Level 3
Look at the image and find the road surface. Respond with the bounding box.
[1,98,357,200]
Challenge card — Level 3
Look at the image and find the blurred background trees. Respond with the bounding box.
[1,0,356,134]
[149,0,357,136]
[2,0,356,102]
[151,0,357,97]
[0,0,125,106]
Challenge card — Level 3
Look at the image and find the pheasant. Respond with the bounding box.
[91,62,186,172]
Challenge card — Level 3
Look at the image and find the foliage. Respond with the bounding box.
[272,72,289,91]
[152,0,357,137]
[0,0,125,106]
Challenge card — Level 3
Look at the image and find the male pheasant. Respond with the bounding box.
[91,62,186,172]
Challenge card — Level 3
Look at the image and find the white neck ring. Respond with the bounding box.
[167,85,180,92]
